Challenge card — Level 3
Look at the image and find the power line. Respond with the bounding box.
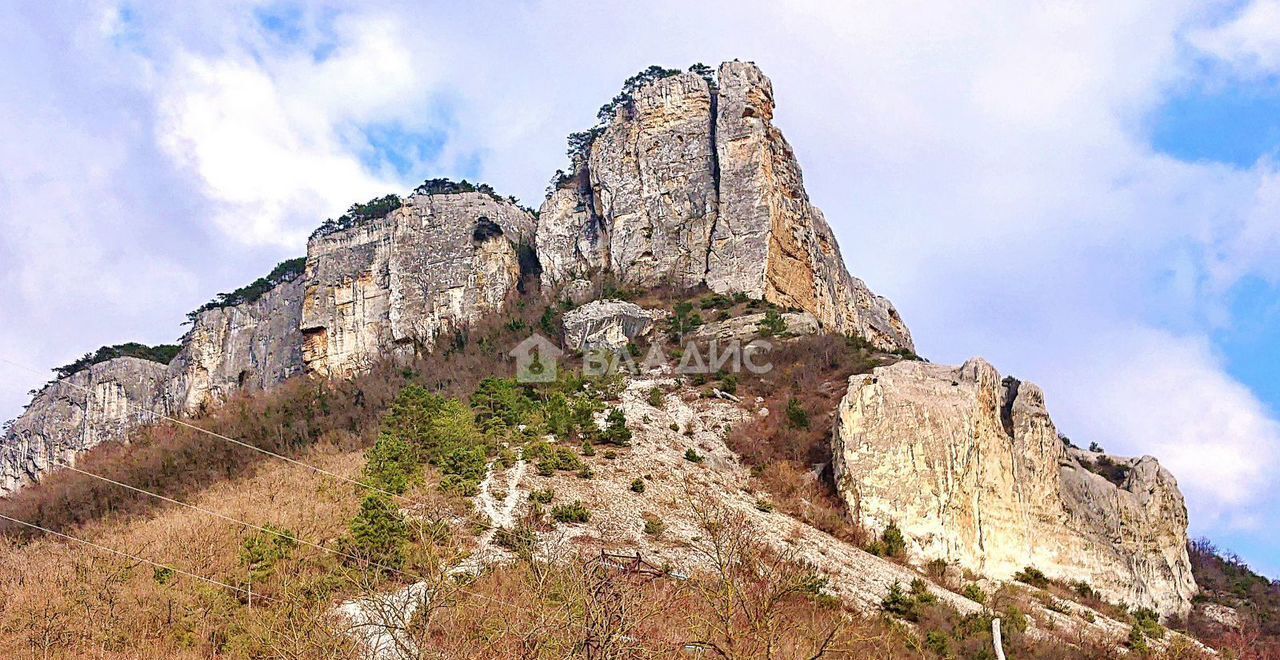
[0,355,420,508]
[0,356,561,625]
[51,459,429,584]
[0,511,279,605]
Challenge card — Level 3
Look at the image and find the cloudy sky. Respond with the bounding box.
[1,1,1278,575]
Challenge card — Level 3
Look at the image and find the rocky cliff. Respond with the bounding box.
[537,62,913,352]
[300,191,536,376]
[0,357,171,494]
[0,61,1201,633]
[166,276,305,414]
[831,358,1196,617]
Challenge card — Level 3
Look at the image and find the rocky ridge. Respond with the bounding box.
[537,62,913,352]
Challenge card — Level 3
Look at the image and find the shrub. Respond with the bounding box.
[868,522,906,558]
[551,501,590,524]
[642,513,665,537]
[630,478,646,493]
[363,430,419,495]
[1128,624,1150,652]
[598,409,632,446]
[719,374,738,395]
[52,342,184,379]
[239,525,297,580]
[1013,566,1050,589]
[580,441,596,456]
[684,448,704,463]
[345,494,408,569]
[647,387,665,408]
[1132,607,1164,640]
[530,489,554,504]
[785,398,809,430]
[754,499,774,513]
[962,583,986,604]
[311,195,402,239]
[758,308,788,337]
[536,446,584,474]
[1071,579,1100,601]
[470,378,537,431]
[880,580,933,622]
[667,302,704,341]
[494,524,538,554]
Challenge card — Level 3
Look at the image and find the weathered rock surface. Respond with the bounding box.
[692,310,819,343]
[589,72,718,288]
[301,192,536,376]
[538,61,913,352]
[1,358,170,495]
[535,177,607,286]
[561,299,664,353]
[166,276,305,414]
[831,358,1196,617]
[708,62,912,351]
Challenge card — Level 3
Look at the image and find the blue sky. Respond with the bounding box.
[0,1,1277,578]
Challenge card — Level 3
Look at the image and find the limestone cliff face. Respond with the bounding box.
[831,358,1196,617]
[537,61,913,352]
[0,273,306,494]
[0,358,170,495]
[301,192,536,376]
[709,62,912,350]
[166,277,305,414]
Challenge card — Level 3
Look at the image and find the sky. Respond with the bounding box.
[0,1,1277,577]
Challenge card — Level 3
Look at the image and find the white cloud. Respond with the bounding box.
[1037,325,1280,525]
[1189,0,1280,76]
[152,16,427,247]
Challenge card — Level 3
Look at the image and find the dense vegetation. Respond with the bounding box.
[52,342,182,379]
[185,257,306,322]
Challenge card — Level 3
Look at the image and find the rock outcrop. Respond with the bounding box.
[831,358,1196,617]
[561,299,664,353]
[0,358,171,494]
[537,62,913,352]
[1,264,308,493]
[301,192,536,376]
[166,277,305,414]
[692,310,819,343]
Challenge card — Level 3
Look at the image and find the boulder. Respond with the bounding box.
[562,299,664,353]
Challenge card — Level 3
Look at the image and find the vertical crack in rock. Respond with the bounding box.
[999,375,1021,439]
[703,84,722,282]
